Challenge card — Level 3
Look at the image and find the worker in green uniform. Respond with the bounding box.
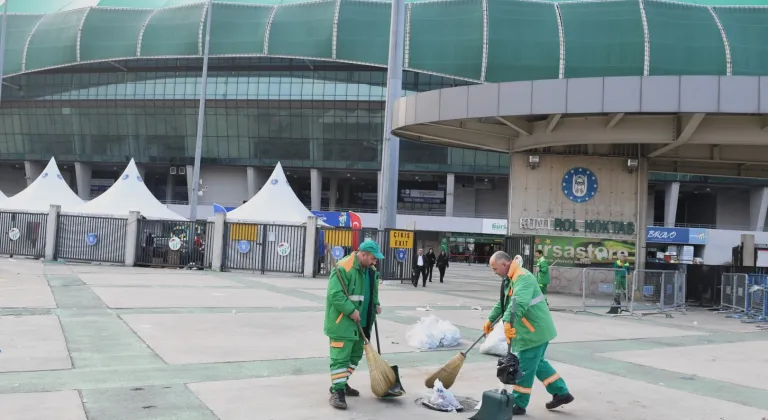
[483,251,574,416]
[612,253,631,307]
[535,250,550,302]
[323,240,384,410]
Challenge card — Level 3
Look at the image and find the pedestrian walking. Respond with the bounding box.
[426,248,436,282]
[412,248,428,287]
[436,249,449,283]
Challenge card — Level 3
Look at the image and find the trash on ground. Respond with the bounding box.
[405,315,462,350]
[421,379,463,412]
[479,320,507,356]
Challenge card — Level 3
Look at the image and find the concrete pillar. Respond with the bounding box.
[663,182,680,227]
[44,205,61,261]
[74,162,92,200]
[377,171,382,211]
[186,164,194,204]
[24,161,43,186]
[742,233,756,266]
[342,181,351,208]
[166,174,174,202]
[506,153,515,235]
[329,175,338,211]
[246,166,266,198]
[445,173,455,217]
[124,211,140,267]
[310,168,322,211]
[211,212,226,272]
[303,215,318,277]
[635,158,649,271]
[749,187,768,231]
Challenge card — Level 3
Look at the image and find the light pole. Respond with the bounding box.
[378,0,405,230]
[189,0,213,221]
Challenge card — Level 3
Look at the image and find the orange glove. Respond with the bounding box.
[504,322,517,342]
[483,320,494,336]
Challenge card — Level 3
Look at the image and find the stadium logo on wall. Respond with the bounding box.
[562,167,598,204]
[271,179,278,185]
[57,173,63,180]
[277,242,291,256]
[42,172,49,178]
[122,174,129,181]
[237,240,250,253]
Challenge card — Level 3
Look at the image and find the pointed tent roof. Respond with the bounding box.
[71,159,186,220]
[227,162,326,226]
[1,157,84,212]
[0,189,6,204]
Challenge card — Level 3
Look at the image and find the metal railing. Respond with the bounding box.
[720,273,748,312]
[223,222,306,274]
[631,269,686,317]
[0,211,47,258]
[135,219,211,269]
[55,214,127,264]
[580,268,632,315]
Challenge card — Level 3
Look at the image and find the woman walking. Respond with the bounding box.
[436,250,449,283]
[426,248,436,282]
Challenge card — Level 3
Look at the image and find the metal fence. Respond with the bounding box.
[504,235,535,271]
[580,268,632,315]
[136,219,211,269]
[55,214,127,263]
[223,222,305,274]
[631,269,685,317]
[720,273,748,312]
[0,211,47,258]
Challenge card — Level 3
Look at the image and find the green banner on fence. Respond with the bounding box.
[533,235,635,267]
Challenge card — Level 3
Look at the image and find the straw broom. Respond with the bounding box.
[334,268,397,397]
[424,315,501,390]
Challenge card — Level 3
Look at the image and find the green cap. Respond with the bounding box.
[358,239,385,259]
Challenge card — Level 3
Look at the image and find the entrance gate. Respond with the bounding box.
[135,219,212,269]
[504,234,535,271]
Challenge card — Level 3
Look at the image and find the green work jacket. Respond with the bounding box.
[613,260,631,281]
[488,265,557,352]
[536,256,550,285]
[323,252,380,341]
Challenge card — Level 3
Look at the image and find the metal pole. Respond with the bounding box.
[378,0,405,230]
[0,0,10,106]
[189,0,213,222]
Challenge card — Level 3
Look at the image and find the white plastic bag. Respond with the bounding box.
[425,379,463,412]
[406,315,462,350]
[479,321,507,356]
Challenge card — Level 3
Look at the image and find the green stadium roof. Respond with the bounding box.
[2,0,768,82]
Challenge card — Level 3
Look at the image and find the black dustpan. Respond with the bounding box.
[373,320,406,399]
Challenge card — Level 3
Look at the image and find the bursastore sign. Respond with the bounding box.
[481,219,508,235]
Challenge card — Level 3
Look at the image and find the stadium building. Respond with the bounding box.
[2,0,768,266]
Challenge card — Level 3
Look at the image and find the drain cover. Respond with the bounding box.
[415,396,480,413]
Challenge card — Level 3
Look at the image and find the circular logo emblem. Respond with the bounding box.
[42,172,49,178]
[276,242,291,256]
[137,175,142,183]
[57,174,63,180]
[331,246,345,260]
[8,228,20,241]
[237,240,251,253]
[122,174,129,181]
[270,179,278,185]
[562,167,598,203]
[86,233,98,246]
[395,249,407,262]
[168,237,182,251]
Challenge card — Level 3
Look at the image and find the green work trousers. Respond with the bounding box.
[512,342,569,409]
[538,283,548,297]
[329,337,365,392]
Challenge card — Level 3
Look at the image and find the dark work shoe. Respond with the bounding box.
[344,384,360,397]
[546,393,575,410]
[329,389,347,409]
[512,405,527,415]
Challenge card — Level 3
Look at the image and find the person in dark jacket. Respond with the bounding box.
[412,249,428,287]
[426,248,436,282]
[436,249,449,283]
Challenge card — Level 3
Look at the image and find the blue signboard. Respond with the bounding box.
[213,203,238,214]
[645,227,708,245]
[311,211,349,228]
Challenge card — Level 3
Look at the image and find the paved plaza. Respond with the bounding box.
[0,258,765,420]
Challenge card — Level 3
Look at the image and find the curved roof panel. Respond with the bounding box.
[3,0,768,81]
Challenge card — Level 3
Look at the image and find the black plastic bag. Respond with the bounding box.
[496,352,522,385]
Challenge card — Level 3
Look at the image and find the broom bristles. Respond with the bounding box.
[424,351,466,390]
[364,343,397,397]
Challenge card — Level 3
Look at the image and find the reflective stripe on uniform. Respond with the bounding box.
[332,377,348,384]
[349,295,365,302]
[530,294,545,306]
[331,368,348,375]
[542,373,561,386]
[513,385,532,394]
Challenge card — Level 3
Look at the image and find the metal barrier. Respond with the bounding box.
[223,222,305,274]
[547,267,587,312]
[746,275,768,322]
[580,268,632,315]
[135,219,210,269]
[55,214,127,263]
[0,211,47,258]
[719,273,746,312]
[631,269,685,317]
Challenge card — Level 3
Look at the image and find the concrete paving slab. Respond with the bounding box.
[91,287,321,308]
[0,315,71,372]
[81,384,218,420]
[633,308,760,333]
[0,259,45,275]
[122,312,459,364]
[301,289,488,307]
[79,273,243,287]
[249,276,332,290]
[0,277,56,308]
[398,310,706,343]
[1,390,87,420]
[601,340,768,391]
[189,360,765,420]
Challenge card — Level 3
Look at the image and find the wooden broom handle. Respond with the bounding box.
[332,266,371,345]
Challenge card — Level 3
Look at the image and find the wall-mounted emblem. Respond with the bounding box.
[562,167,598,204]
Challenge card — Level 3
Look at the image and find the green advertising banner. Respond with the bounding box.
[534,235,635,267]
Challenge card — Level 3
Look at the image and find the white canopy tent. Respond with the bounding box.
[226,162,328,226]
[70,159,186,220]
[0,189,7,205]
[0,157,84,212]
